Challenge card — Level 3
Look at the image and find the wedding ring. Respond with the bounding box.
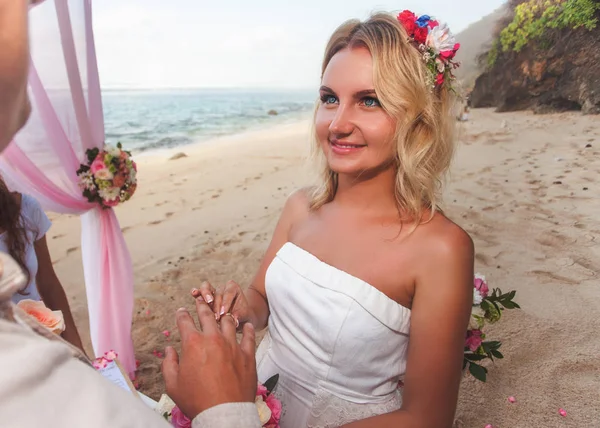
[224,313,239,328]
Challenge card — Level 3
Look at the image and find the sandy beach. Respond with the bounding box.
[47,108,599,427]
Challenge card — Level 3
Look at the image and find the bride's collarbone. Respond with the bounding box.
[286,234,415,309]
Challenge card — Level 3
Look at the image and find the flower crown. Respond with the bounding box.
[396,10,461,90]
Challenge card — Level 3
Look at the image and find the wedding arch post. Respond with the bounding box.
[0,0,135,375]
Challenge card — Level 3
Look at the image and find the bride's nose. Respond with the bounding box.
[329,104,355,136]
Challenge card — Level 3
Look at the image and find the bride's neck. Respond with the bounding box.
[334,166,398,214]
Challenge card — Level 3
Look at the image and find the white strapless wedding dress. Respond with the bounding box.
[256,242,411,428]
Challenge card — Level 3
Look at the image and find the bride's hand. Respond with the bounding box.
[193,280,251,328]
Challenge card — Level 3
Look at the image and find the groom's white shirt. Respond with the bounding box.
[0,254,261,428]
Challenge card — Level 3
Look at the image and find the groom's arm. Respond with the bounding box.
[193,403,261,428]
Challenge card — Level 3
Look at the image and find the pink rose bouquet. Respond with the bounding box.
[254,374,282,428]
[76,142,137,209]
[464,273,520,381]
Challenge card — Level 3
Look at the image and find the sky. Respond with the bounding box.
[31,0,507,90]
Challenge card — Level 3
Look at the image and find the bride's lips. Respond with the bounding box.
[329,138,366,155]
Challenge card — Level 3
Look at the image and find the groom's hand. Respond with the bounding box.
[161,298,258,420]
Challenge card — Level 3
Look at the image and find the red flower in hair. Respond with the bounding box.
[413,26,428,44]
[439,50,455,60]
[428,19,439,28]
[397,10,417,35]
[436,73,445,86]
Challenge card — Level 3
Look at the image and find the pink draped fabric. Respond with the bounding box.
[0,0,135,374]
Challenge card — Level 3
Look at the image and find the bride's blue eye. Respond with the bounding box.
[320,94,338,104]
[362,97,380,107]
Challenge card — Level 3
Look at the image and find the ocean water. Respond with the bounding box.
[102,88,317,153]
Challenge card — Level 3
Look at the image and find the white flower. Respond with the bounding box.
[471,306,485,317]
[473,288,483,306]
[94,168,114,180]
[78,171,95,190]
[436,58,445,73]
[154,394,176,418]
[99,186,121,201]
[104,144,121,157]
[426,22,457,54]
[255,396,272,425]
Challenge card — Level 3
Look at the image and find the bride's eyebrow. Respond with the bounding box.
[355,89,377,97]
[319,86,377,98]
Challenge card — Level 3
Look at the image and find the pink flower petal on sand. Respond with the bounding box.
[145,309,150,316]
[508,396,516,403]
[559,408,567,417]
[162,330,170,338]
[135,359,141,368]
[104,350,118,361]
[485,425,493,428]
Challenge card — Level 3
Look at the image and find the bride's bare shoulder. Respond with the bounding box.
[283,187,313,217]
[415,211,473,259]
[271,188,314,237]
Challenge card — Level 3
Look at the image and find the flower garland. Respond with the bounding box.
[464,273,520,382]
[76,142,137,209]
[396,10,461,90]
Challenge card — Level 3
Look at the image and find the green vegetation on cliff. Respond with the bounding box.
[488,0,600,66]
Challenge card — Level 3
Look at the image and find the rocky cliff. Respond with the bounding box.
[471,0,600,114]
[453,6,509,89]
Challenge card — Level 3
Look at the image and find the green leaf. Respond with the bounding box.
[468,362,488,382]
[86,147,99,164]
[491,350,504,359]
[464,353,488,361]
[263,373,279,394]
[481,341,502,354]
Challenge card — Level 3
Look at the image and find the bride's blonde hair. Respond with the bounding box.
[309,13,458,223]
